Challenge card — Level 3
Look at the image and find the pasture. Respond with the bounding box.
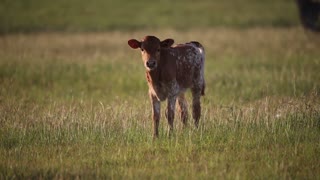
[1,0,320,179]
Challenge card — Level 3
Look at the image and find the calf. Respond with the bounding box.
[128,36,205,138]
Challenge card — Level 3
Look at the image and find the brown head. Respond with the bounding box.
[128,36,174,71]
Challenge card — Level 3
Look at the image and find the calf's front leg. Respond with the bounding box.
[166,95,177,136]
[150,94,160,139]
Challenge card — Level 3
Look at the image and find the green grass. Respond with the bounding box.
[1,96,319,179]
[0,0,320,178]
[0,28,320,179]
[0,0,300,33]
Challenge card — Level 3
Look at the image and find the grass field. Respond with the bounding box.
[0,0,299,33]
[1,0,320,179]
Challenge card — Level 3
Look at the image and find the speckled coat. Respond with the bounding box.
[128,36,205,138]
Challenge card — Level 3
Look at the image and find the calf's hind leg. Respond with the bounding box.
[177,93,188,127]
[191,89,201,128]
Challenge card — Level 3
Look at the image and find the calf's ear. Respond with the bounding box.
[160,39,174,48]
[128,39,141,49]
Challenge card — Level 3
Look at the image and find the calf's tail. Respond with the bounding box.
[201,82,205,96]
[190,41,206,96]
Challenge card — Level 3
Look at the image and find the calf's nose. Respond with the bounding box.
[146,61,156,69]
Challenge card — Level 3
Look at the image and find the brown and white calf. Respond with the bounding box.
[128,35,205,138]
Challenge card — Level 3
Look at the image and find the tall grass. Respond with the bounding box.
[0,28,320,178]
[1,94,319,179]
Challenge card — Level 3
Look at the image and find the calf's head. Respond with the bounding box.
[128,36,174,71]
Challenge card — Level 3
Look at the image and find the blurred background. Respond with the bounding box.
[0,0,319,33]
[0,0,319,103]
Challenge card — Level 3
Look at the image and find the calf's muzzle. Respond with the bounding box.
[146,60,157,70]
